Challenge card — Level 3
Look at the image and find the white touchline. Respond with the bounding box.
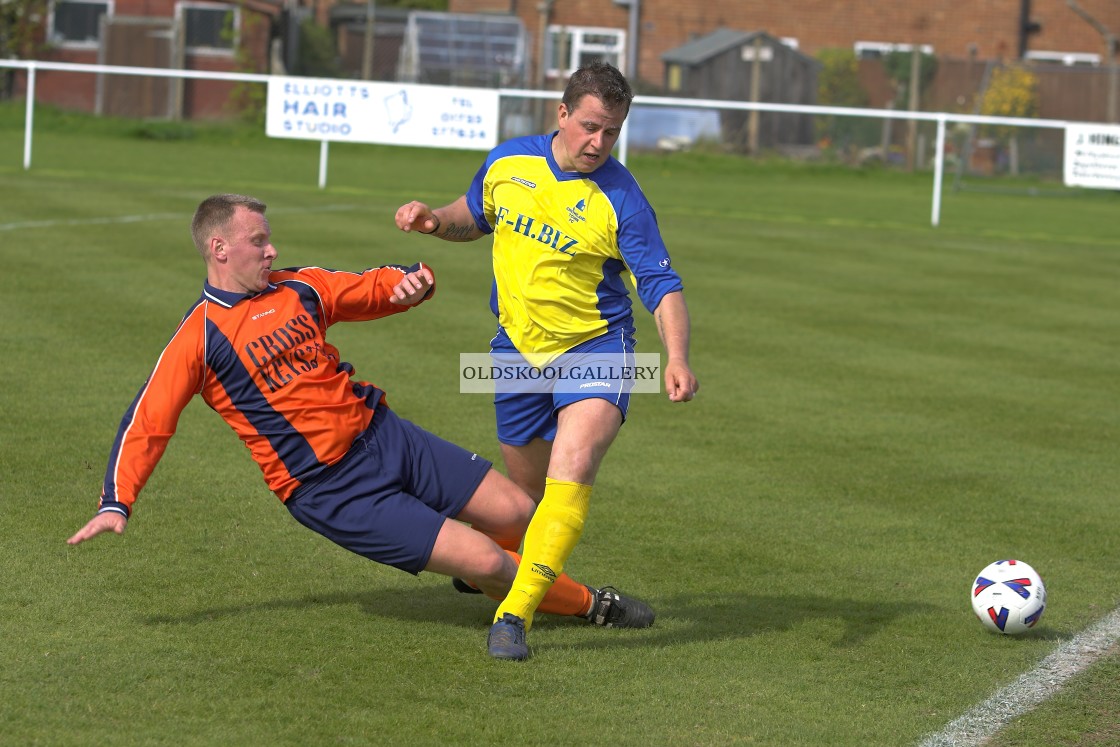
[0,204,358,232]
[918,604,1120,747]
[0,213,182,231]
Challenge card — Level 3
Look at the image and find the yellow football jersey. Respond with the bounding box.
[466,132,682,364]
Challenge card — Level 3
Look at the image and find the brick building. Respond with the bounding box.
[448,0,1119,92]
[19,0,280,118]
[15,0,1119,123]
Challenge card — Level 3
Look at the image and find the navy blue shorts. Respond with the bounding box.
[491,326,635,446]
[285,404,492,575]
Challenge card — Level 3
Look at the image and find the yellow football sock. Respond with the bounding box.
[480,551,595,618]
[493,479,592,629]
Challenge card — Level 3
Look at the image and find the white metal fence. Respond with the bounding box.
[0,59,1089,227]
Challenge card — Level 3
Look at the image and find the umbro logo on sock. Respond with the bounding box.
[530,563,557,581]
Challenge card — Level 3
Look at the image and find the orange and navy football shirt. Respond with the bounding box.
[97,264,433,519]
[465,132,682,365]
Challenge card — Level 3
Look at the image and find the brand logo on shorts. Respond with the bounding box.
[579,381,612,389]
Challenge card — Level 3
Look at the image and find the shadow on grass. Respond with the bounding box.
[143,586,494,631]
[143,587,934,650]
[537,591,938,652]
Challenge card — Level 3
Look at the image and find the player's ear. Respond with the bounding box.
[210,237,225,261]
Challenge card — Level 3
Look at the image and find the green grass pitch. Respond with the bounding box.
[1,105,1118,746]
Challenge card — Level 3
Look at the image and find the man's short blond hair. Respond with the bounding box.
[190,194,267,256]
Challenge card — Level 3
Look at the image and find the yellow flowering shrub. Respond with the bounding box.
[980,65,1039,141]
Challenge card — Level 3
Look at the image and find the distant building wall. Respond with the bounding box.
[451,0,1119,91]
[22,0,275,118]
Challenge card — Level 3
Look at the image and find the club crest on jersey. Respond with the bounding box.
[566,198,587,224]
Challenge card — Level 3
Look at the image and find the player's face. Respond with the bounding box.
[218,206,276,294]
[552,94,627,173]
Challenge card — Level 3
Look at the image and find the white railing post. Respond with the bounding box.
[319,140,329,189]
[618,112,630,167]
[931,113,947,227]
[23,63,36,171]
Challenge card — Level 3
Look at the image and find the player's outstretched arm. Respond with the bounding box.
[67,512,127,546]
[654,291,699,402]
[395,195,484,242]
[389,264,435,306]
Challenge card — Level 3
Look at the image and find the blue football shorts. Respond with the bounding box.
[490,325,636,446]
[285,403,492,575]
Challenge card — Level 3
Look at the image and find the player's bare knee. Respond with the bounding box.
[470,547,517,589]
[507,488,535,526]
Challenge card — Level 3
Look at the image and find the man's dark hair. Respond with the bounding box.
[562,61,634,115]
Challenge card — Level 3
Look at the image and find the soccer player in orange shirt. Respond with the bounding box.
[67,193,651,634]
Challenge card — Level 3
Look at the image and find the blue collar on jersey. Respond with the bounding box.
[202,279,279,309]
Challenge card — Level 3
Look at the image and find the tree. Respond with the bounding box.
[0,0,49,99]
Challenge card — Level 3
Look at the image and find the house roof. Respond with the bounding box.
[661,28,816,65]
[661,28,758,64]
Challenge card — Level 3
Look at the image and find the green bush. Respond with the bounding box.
[883,50,938,107]
[296,18,342,78]
[815,48,873,155]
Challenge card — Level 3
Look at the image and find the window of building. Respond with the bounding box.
[49,0,112,47]
[546,26,626,78]
[1025,50,1100,67]
[178,2,238,54]
[854,41,934,60]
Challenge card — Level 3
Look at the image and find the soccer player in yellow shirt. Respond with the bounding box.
[395,62,698,660]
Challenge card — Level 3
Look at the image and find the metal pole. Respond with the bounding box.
[748,35,761,155]
[1108,36,1118,123]
[536,0,552,88]
[626,0,639,79]
[319,140,329,189]
[907,50,921,171]
[361,0,376,80]
[535,0,554,130]
[612,0,640,79]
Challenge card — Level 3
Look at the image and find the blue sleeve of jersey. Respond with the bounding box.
[466,158,495,235]
[617,206,683,313]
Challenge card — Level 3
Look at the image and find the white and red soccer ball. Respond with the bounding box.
[970,559,1047,635]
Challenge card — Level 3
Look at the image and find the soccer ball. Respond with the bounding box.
[970,559,1047,635]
